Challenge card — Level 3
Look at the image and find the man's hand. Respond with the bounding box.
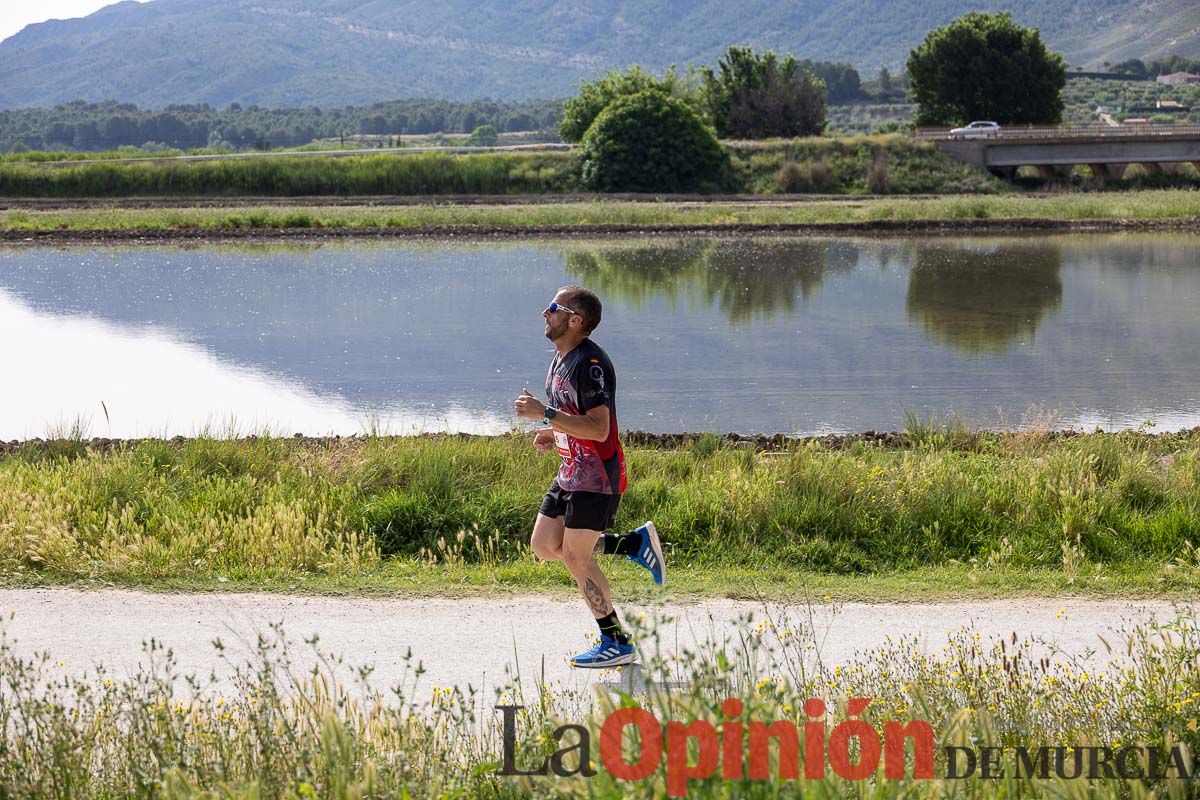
[533,428,555,452]
[514,387,547,420]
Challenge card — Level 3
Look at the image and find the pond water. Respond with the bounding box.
[1,234,1197,439]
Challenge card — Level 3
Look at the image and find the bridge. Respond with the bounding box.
[917,125,1200,181]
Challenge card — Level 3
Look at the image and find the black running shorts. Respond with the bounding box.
[539,481,621,531]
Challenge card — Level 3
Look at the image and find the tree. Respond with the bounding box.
[906,12,1066,125]
[559,66,694,143]
[466,124,498,147]
[1112,59,1147,78]
[579,90,730,193]
[700,46,827,138]
[795,60,860,103]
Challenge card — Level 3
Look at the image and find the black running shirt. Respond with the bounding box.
[545,338,627,495]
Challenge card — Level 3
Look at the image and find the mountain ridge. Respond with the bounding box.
[1,0,1197,109]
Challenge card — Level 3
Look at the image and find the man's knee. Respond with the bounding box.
[561,532,599,573]
[531,534,561,561]
[530,515,564,561]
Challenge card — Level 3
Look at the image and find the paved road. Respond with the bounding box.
[1,589,1191,703]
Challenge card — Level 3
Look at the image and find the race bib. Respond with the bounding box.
[554,430,571,457]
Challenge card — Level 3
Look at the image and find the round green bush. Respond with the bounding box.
[580,90,731,193]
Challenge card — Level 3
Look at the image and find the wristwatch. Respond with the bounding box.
[543,407,557,425]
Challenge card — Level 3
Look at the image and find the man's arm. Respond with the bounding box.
[515,389,609,442]
[548,405,610,442]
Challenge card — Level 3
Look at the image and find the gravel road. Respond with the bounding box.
[1,589,1191,703]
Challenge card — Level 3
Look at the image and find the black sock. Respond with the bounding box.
[596,610,630,645]
[602,531,640,556]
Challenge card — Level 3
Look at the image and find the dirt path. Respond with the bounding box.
[1,589,1191,702]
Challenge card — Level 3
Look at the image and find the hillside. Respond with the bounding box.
[0,0,1198,108]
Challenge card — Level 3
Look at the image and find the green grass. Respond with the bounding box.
[2,429,1200,598]
[2,190,1199,233]
[3,601,1200,797]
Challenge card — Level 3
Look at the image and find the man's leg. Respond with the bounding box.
[561,527,614,617]
[561,525,638,657]
[597,522,667,587]
[530,512,565,562]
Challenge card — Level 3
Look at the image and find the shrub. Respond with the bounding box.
[866,149,890,193]
[579,90,731,193]
[775,159,836,193]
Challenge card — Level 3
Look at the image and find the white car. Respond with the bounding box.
[949,121,1001,138]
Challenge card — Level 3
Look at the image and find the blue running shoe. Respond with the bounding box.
[570,635,635,669]
[628,521,666,586]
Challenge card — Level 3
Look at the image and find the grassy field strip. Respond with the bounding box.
[1,191,1199,232]
[0,136,1002,198]
[2,429,1199,598]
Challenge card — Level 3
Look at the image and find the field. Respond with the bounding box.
[0,136,996,198]
[1063,76,1200,124]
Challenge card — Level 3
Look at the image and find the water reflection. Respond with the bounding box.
[905,243,1063,354]
[0,235,1197,435]
[564,239,855,324]
[0,289,509,440]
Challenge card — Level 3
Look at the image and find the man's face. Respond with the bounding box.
[543,292,576,342]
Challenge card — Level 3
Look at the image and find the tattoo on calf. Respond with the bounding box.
[584,577,610,615]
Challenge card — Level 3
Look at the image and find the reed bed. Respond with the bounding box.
[0,151,580,198]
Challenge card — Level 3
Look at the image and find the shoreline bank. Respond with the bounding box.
[2,214,1199,244]
[2,191,1198,241]
[5,426,1199,458]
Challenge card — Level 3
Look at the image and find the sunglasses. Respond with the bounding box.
[545,302,578,315]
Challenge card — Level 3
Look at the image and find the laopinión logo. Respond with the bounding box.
[497,697,1194,797]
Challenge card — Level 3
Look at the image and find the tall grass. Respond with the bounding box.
[4,139,1199,200]
[2,605,1198,797]
[731,135,1001,194]
[1,430,1199,582]
[0,152,581,197]
[0,137,1007,198]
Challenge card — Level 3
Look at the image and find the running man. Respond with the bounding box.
[514,285,666,669]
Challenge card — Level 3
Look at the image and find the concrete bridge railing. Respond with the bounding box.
[917,125,1200,181]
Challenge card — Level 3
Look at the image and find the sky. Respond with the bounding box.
[0,0,153,44]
